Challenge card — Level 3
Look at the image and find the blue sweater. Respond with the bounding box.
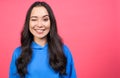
[9,42,77,78]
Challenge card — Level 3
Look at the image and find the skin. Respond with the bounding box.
[29,6,50,46]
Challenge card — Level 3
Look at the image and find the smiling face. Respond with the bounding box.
[29,6,50,43]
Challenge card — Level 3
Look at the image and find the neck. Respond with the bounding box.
[34,37,47,47]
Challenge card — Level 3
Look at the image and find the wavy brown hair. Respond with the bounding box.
[16,1,67,78]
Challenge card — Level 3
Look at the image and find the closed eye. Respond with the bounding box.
[31,19,37,21]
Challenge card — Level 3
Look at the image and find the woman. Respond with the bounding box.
[9,1,76,78]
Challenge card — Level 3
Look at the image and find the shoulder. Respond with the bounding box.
[63,44,73,63]
[63,44,71,53]
[14,46,21,52]
[12,46,22,59]
[63,44,72,55]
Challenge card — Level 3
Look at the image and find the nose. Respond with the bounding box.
[37,20,43,27]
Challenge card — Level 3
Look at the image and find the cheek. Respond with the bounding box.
[29,22,36,28]
[45,21,50,29]
[45,25,50,34]
[29,23,36,34]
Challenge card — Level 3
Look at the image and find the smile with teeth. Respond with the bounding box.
[35,29,45,34]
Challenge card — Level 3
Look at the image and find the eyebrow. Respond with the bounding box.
[30,15,49,18]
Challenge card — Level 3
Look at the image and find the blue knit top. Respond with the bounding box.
[9,41,77,78]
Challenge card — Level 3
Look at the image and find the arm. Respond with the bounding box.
[63,45,77,78]
[9,47,21,78]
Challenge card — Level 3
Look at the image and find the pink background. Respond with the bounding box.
[0,0,120,78]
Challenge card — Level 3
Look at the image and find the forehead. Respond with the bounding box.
[30,6,49,17]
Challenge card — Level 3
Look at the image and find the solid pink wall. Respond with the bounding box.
[0,0,120,78]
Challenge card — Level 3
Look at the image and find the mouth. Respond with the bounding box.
[35,29,45,34]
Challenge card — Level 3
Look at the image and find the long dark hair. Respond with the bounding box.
[16,1,67,77]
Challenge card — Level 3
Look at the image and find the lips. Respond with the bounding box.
[35,29,45,34]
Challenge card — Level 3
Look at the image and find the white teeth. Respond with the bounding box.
[35,29,44,33]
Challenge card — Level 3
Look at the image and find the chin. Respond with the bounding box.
[36,35,47,39]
